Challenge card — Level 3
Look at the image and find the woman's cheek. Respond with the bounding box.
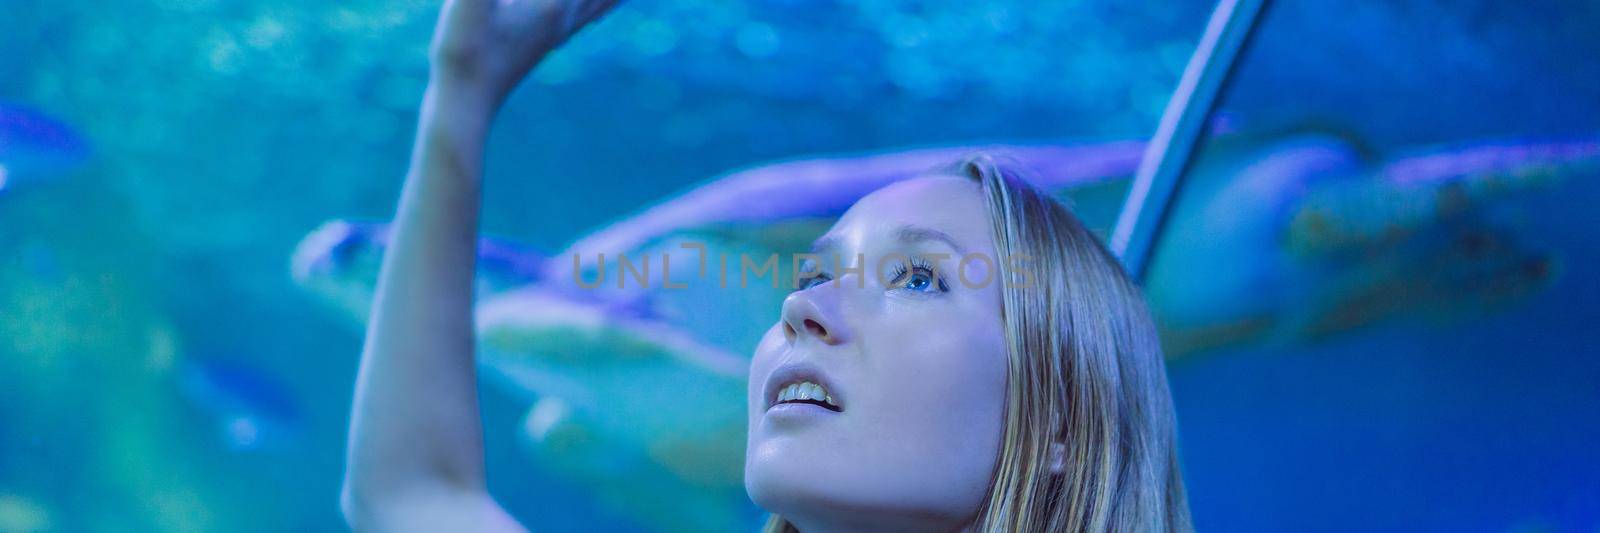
[748,325,786,410]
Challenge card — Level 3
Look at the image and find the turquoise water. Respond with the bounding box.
[2,0,1598,531]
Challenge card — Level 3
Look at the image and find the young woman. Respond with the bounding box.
[338,0,1192,531]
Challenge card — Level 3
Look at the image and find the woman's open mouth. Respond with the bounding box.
[763,362,846,416]
[771,380,842,412]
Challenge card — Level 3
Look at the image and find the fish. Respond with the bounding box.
[556,140,1146,280]
[0,103,90,193]
[1286,137,1600,256]
[174,358,303,452]
[290,219,555,322]
[476,287,750,532]
[1144,134,1599,355]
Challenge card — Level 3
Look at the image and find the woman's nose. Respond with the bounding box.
[780,288,851,346]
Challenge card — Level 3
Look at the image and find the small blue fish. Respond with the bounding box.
[175,358,303,452]
[0,103,90,193]
[291,219,560,321]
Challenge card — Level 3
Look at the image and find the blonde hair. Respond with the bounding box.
[765,154,1191,532]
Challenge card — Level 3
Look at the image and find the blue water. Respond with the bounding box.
[2,0,1597,531]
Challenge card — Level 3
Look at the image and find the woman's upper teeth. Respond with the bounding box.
[777,380,836,406]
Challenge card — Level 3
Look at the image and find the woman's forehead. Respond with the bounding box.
[818,175,993,255]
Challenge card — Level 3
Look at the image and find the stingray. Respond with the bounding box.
[557,141,1145,276]
[0,102,90,193]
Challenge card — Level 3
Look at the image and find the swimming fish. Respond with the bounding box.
[1287,137,1600,256]
[291,219,553,322]
[1144,134,1598,355]
[557,141,1146,280]
[477,286,750,532]
[174,358,304,453]
[0,103,90,193]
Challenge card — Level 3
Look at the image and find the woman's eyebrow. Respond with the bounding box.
[809,226,967,255]
[895,225,967,255]
[809,234,840,256]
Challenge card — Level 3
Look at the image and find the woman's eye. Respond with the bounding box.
[796,274,831,291]
[891,265,947,293]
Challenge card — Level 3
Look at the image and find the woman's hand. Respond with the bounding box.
[429,0,621,113]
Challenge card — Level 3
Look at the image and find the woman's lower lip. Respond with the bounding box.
[763,402,843,423]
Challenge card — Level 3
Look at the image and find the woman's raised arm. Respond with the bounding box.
[340,1,617,531]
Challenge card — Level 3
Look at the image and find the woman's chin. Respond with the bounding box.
[744,442,844,515]
[744,451,978,533]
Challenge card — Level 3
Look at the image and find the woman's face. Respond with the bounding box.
[744,175,1010,532]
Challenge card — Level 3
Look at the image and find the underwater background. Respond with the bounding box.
[2,0,1598,531]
